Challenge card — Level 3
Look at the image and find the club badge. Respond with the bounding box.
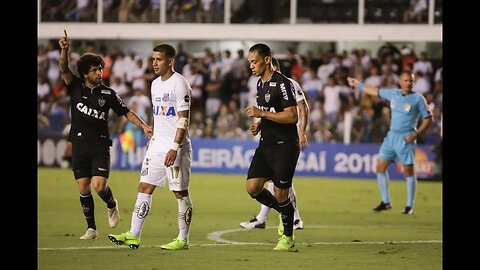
[265,92,271,103]
[98,97,105,107]
[403,103,411,112]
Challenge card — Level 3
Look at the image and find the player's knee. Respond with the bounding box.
[376,161,388,173]
[403,165,415,176]
[94,186,106,195]
[246,187,257,198]
[246,186,261,198]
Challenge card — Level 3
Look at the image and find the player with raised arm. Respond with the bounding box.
[59,30,152,240]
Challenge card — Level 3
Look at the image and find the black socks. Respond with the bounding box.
[80,192,96,230]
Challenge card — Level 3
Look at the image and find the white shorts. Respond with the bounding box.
[140,147,192,191]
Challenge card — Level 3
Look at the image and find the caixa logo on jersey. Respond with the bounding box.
[152,105,176,116]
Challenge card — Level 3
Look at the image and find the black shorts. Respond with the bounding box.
[71,140,110,180]
[247,142,300,189]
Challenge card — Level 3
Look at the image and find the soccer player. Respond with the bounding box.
[240,57,309,231]
[244,44,300,251]
[58,30,153,240]
[108,44,194,250]
[347,72,432,214]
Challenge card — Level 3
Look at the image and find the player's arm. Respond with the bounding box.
[164,110,189,167]
[173,110,189,147]
[405,116,432,143]
[416,117,433,137]
[246,105,298,124]
[250,119,261,136]
[125,110,153,138]
[297,98,309,150]
[58,30,74,86]
[406,96,434,143]
[347,77,379,97]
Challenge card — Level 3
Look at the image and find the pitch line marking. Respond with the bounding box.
[206,225,442,245]
[38,225,441,251]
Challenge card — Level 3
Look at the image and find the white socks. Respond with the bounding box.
[177,195,193,242]
[130,192,152,238]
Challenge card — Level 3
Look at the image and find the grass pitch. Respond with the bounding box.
[38,168,442,270]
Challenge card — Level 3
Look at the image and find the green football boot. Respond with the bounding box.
[108,231,140,249]
[273,235,295,251]
[160,238,189,250]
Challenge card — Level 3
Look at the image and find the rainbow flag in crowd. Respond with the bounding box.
[119,130,135,153]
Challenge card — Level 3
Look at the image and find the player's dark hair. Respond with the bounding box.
[77,53,105,77]
[153,44,176,58]
[249,43,271,58]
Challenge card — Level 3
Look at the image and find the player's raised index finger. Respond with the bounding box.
[64,29,68,39]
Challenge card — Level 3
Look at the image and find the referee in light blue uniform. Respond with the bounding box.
[347,71,432,215]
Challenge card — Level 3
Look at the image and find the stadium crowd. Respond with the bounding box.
[40,0,439,24]
[38,40,442,152]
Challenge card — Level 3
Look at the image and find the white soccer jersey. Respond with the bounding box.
[289,78,305,103]
[150,72,192,153]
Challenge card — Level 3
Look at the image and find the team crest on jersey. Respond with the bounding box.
[269,82,277,87]
[162,93,170,102]
[403,103,411,112]
[265,92,271,102]
[390,100,396,108]
[98,97,106,107]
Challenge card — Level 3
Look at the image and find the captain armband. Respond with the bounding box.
[177,117,189,130]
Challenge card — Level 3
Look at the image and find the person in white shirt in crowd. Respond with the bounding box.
[412,71,430,95]
[364,66,382,88]
[413,52,433,79]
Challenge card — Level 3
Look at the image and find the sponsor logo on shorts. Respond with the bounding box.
[98,167,107,171]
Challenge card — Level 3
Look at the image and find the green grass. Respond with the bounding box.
[38,168,442,270]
